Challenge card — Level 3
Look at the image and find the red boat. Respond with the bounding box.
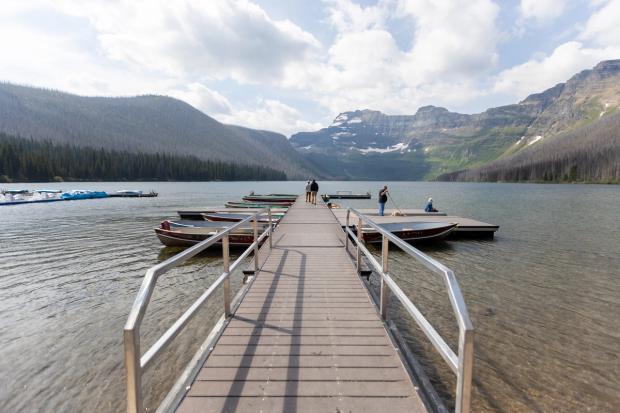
[361,222,458,243]
[154,226,259,247]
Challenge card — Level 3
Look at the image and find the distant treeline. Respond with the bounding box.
[0,134,287,182]
[438,111,620,184]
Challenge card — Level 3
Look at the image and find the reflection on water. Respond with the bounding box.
[0,181,618,412]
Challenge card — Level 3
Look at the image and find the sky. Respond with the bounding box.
[1,0,620,136]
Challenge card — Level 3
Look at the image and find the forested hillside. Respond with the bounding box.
[437,111,620,183]
[0,83,318,179]
[0,134,286,182]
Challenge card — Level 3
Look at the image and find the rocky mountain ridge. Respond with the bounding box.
[292,60,620,180]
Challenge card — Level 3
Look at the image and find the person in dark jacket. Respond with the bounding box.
[378,185,388,216]
[309,180,319,204]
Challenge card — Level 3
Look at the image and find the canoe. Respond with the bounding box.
[225,201,292,208]
[154,227,260,247]
[361,222,458,243]
[202,213,281,223]
[177,208,288,220]
[322,191,371,201]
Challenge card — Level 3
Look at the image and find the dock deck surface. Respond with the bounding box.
[176,199,427,412]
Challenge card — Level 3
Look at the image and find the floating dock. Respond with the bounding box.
[174,201,428,412]
[330,208,499,238]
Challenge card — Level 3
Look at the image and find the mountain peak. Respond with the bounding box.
[415,105,449,114]
[593,59,620,73]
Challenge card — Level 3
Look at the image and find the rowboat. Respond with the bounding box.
[360,222,458,243]
[322,191,371,202]
[225,201,292,208]
[162,220,269,230]
[108,190,158,198]
[177,208,288,220]
[154,226,260,247]
[202,212,282,223]
[242,194,297,202]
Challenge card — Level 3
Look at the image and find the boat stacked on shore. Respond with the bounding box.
[155,193,297,247]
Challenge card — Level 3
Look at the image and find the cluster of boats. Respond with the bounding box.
[155,193,296,247]
[155,192,459,248]
[0,189,158,206]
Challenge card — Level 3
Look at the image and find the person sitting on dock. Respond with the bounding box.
[310,180,319,204]
[425,197,438,212]
[305,180,311,202]
[378,186,388,216]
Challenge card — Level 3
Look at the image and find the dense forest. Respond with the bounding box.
[438,111,620,184]
[0,83,319,179]
[0,134,286,182]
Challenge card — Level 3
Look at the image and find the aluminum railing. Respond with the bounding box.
[123,208,273,413]
[345,208,474,413]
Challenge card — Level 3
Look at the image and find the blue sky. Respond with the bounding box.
[1,0,619,136]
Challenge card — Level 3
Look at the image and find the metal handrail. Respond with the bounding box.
[345,208,474,413]
[124,208,273,413]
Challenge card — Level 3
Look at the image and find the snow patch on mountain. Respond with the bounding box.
[527,135,543,146]
[359,143,409,154]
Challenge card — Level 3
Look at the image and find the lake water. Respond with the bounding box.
[0,181,618,412]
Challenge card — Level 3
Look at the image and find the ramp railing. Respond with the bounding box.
[123,208,273,413]
[345,208,474,413]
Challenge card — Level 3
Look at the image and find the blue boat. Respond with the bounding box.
[61,190,109,200]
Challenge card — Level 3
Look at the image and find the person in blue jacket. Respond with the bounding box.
[425,197,438,212]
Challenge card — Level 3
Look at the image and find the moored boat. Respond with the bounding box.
[225,201,292,208]
[108,190,158,198]
[322,191,371,202]
[177,207,288,220]
[201,212,282,223]
[154,226,260,247]
[61,190,109,200]
[361,222,458,243]
[242,194,297,203]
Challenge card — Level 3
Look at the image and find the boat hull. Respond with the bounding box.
[201,213,280,223]
[361,222,458,243]
[155,228,257,247]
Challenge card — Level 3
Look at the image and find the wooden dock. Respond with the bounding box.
[330,208,499,238]
[175,200,428,412]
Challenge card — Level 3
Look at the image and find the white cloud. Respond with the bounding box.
[50,0,321,84]
[169,83,232,115]
[217,99,323,137]
[493,41,620,99]
[519,0,567,21]
[580,0,620,46]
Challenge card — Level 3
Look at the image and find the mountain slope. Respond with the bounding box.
[0,83,319,179]
[291,60,620,181]
[437,110,620,183]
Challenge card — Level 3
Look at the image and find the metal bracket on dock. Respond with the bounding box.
[359,269,372,281]
[242,270,256,284]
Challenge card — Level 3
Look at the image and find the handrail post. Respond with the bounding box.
[455,328,474,413]
[356,216,362,271]
[222,234,231,317]
[345,209,350,250]
[253,215,259,272]
[380,234,390,320]
[124,328,143,413]
[268,208,273,248]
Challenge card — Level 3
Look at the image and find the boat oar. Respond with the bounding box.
[387,192,405,216]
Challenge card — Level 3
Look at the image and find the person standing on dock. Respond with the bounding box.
[305,180,311,202]
[378,185,388,216]
[310,179,319,204]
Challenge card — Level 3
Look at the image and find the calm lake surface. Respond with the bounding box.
[0,181,618,412]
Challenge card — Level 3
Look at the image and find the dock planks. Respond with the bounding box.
[175,199,427,413]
